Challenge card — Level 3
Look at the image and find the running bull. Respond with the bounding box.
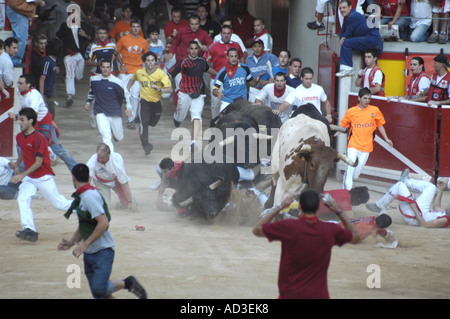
[264,113,357,208]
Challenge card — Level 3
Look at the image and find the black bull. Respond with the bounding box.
[171,162,240,219]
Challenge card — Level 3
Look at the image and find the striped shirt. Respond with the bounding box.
[169,56,210,94]
[85,41,119,74]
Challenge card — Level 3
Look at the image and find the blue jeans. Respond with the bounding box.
[340,34,383,67]
[410,24,431,43]
[6,6,28,65]
[0,182,19,199]
[84,248,115,299]
[380,16,411,40]
[38,124,78,172]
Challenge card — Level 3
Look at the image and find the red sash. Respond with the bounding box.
[94,173,129,206]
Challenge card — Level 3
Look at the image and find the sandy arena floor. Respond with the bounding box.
[1,69,450,300]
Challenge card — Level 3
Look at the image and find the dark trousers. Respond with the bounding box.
[139,99,162,147]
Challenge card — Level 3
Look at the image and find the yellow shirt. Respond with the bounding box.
[132,68,171,102]
[340,105,386,153]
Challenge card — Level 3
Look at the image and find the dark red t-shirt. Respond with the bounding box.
[263,219,353,299]
[16,130,54,178]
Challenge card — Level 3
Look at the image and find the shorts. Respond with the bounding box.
[174,91,205,122]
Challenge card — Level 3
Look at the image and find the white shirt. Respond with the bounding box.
[0,51,14,87]
[410,0,432,28]
[17,88,49,122]
[363,67,383,88]
[0,157,13,186]
[213,33,247,53]
[256,83,295,123]
[86,152,130,187]
[253,32,273,53]
[285,83,328,114]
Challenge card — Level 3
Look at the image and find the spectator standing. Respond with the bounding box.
[409,0,432,42]
[198,4,221,39]
[164,6,189,44]
[39,38,63,120]
[255,72,295,124]
[85,60,132,152]
[231,0,255,48]
[59,163,147,299]
[286,57,302,88]
[204,25,245,118]
[335,0,383,77]
[0,37,18,91]
[166,15,212,72]
[245,39,279,102]
[355,49,385,96]
[30,34,48,89]
[6,0,45,66]
[116,18,149,130]
[109,5,144,42]
[127,52,173,155]
[307,0,337,31]
[427,0,450,44]
[56,10,94,107]
[253,190,361,299]
[340,88,393,190]
[427,53,450,106]
[252,17,273,53]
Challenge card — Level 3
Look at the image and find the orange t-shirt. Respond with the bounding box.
[110,20,144,41]
[340,105,386,153]
[116,34,149,74]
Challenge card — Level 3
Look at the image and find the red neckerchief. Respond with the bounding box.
[34,47,46,58]
[254,29,268,38]
[20,88,32,96]
[76,183,97,195]
[274,85,286,98]
[96,38,110,46]
[226,62,239,78]
[300,214,319,223]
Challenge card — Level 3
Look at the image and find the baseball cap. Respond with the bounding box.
[434,53,450,67]
[251,39,264,47]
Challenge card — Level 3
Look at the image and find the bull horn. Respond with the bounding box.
[252,133,272,140]
[179,196,194,206]
[294,143,311,153]
[218,136,235,147]
[209,176,224,190]
[329,124,348,133]
[337,152,359,167]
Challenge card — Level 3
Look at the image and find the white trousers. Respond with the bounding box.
[376,179,438,226]
[96,113,124,153]
[119,73,141,122]
[210,78,222,119]
[64,53,85,96]
[175,91,205,122]
[17,175,72,232]
[342,148,370,190]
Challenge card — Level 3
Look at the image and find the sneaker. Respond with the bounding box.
[127,121,136,130]
[126,276,147,299]
[15,228,39,242]
[398,168,409,183]
[144,143,153,155]
[366,203,382,213]
[173,118,181,128]
[66,95,73,107]
[439,33,447,44]
[335,69,354,77]
[150,180,161,191]
[427,32,439,43]
[307,21,325,31]
[134,116,140,124]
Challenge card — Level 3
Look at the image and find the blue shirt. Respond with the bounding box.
[272,65,288,76]
[41,56,57,97]
[246,52,279,88]
[286,73,302,88]
[87,74,127,117]
[213,63,254,104]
